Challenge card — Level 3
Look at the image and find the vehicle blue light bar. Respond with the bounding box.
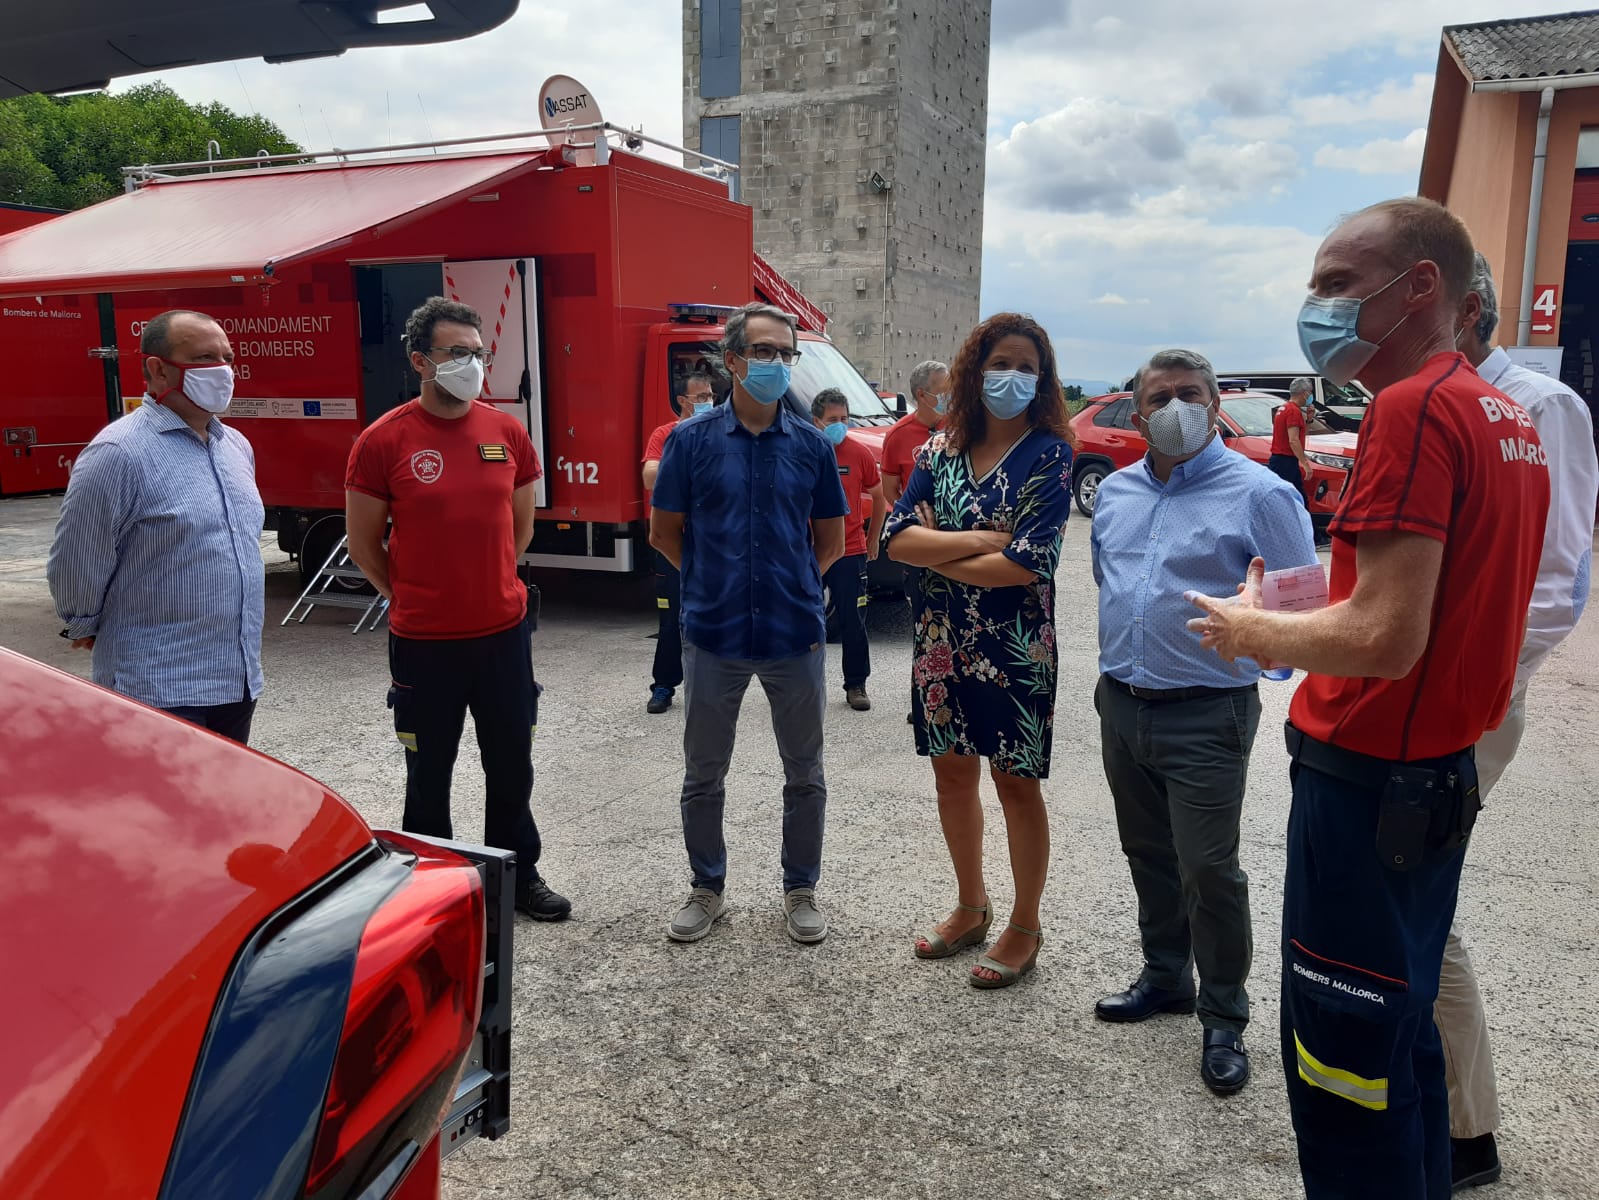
[668,302,738,323]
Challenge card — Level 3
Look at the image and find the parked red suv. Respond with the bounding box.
[1069,388,1355,529]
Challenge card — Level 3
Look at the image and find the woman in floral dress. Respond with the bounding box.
[884,313,1074,989]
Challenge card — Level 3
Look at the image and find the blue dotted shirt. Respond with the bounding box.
[1091,435,1318,689]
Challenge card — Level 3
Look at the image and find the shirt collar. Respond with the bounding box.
[721,395,792,436]
[1479,345,1512,387]
[144,396,222,441]
[1140,428,1225,488]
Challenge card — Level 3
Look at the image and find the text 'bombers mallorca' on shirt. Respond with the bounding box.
[1289,353,1550,761]
[346,399,540,639]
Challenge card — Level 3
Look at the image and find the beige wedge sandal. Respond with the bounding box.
[969,922,1042,989]
[913,899,993,960]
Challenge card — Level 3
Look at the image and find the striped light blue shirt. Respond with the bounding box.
[48,400,265,708]
[1091,434,1318,689]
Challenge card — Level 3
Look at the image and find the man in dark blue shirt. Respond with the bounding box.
[650,302,849,945]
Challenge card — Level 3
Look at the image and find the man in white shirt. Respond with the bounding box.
[1443,253,1599,1189]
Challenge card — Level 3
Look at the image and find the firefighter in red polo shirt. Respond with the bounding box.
[641,370,717,714]
[812,387,886,710]
[345,297,570,922]
[1186,198,1548,1199]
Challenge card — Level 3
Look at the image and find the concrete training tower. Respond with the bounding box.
[684,0,990,392]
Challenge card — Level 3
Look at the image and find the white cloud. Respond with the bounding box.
[988,99,1298,215]
[982,204,1323,379]
[1294,74,1435,127]
[1094,293,1131,305]
[112,2,682,158]
[1313,128,1428,176]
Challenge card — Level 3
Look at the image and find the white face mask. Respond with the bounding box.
[1142,396,1214,457]
[160,362,235,414]
[430,356,484,402]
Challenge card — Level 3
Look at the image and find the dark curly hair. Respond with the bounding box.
[943,312,1075,454]
[403,296,482,356]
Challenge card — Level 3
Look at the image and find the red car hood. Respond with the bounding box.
[0,649,374,1199]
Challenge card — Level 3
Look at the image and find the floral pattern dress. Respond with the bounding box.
[884,428,1074,779]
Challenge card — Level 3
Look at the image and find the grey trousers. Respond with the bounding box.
[1436,684,1528,1139]
[680,642,827,894]
[1097,675,1261,1034]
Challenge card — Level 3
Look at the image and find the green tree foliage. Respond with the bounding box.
[1062,384,1086,413]
[0,83,300,210]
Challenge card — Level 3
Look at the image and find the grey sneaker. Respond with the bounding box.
[668,887,725,942]
[846,686,871,711]
[784,887,828,943]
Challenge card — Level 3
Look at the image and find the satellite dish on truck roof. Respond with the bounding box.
[538,74,603,165]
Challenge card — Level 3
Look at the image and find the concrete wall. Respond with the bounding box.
[683,0,989,392]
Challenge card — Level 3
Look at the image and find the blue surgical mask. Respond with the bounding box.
[822,421,848,446]
[693,401,714,415]
[933,391,950,416]
[982,370,1036,420]
[1297,266,1412,386]
[738,357,792,406]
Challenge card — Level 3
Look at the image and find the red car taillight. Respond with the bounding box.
[304,841,485,1197]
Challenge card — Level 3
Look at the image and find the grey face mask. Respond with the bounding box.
[1142,397,1214,457]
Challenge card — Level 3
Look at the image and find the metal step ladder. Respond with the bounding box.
[281,533,390,633]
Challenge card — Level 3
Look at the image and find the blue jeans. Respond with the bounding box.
[679,643,826,894]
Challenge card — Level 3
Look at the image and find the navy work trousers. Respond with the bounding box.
[1267,453,1310,511]
[652,549,685,690]
[1281,726,1473,1200]
[387,616,543,886]
[823,552,870,690]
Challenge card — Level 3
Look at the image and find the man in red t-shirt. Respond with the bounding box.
[1267,376,1313,510]
[346,297,569,922]
[883,360,948,721]
[1186,198,1549,1198]
[813,388,885,710]
[640,370,716,713]
[881,359,948,506]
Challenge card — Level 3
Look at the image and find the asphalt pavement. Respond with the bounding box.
[2,493,1594,1199]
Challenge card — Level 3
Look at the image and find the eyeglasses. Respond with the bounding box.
[742,346,803,365]
[428,346,495,366]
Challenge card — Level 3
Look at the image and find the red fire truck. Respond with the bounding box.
[0,131,898,579]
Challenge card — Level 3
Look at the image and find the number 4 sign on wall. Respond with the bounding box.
[1530,284,1561,336]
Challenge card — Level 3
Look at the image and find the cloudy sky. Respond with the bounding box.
[116,0,1571,383]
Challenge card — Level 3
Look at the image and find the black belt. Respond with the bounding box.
[1103,675,1257,704]
[1283,722,1472,788]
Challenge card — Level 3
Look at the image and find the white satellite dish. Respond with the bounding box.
[538,74,604,165]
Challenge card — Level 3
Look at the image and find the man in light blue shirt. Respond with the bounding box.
[48,309,264,744]
[1089,348,1316,1096]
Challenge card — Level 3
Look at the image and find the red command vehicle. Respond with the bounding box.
[0,133,892,580]
[0,647,515,1200]
[0,203,118,495]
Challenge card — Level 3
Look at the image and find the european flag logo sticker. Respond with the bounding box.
[302,401,322,416]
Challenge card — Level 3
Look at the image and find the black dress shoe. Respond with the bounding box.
[1451,1133,1501,1190]
[1094,978,1198,1023]
[515,875,572,921]
[1201,1028,1249,1094]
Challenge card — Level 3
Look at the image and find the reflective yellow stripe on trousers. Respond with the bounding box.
[1294,1031,1389,1111]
